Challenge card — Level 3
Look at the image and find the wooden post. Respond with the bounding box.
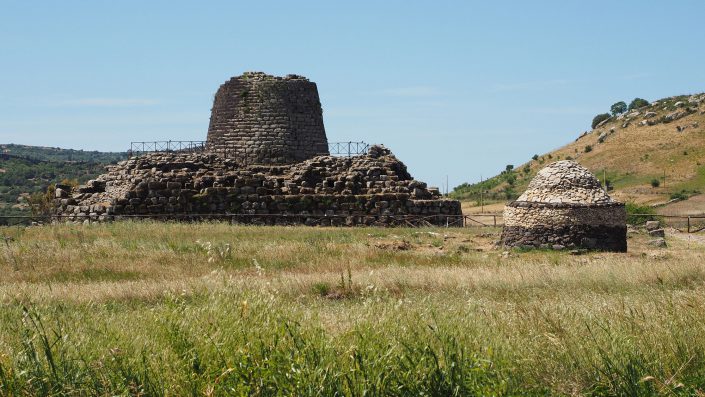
[688,216,691,233]
[493,215,497,227]
[480,175,484,213]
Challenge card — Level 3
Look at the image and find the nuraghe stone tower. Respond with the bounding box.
[206,72,329,164]
[500,160,627,251]
[53,72,462,226]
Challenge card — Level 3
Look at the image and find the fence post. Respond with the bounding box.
[688,216,691,233]
[493,215,497,227]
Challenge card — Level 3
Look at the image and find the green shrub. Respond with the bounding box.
[670,189,700,201]
[591,113,611,129]
[628,98,650,110]
[650,178,660,188]
[311,282,331,297]
[503,186,517,200]
[584,145,593,153]
[670,191,689,201]
[532,154,539,161]
[625,202,659,225]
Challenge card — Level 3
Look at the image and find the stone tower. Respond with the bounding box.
[206,72,329,164]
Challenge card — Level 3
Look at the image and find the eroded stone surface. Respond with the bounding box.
[516,160,613,204]
[53,72,461,227]
[53,145,462,226]
[206,72,329,165]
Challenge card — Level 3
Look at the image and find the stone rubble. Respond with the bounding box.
[53,145,461,226]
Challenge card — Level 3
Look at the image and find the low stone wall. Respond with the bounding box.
[54,192,461,226]
[53,147,462,227]
[501,201,627,251]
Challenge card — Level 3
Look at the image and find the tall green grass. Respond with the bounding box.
[0,294,517,396]
[1,222,704,395]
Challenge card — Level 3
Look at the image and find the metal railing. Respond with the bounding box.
[328,141,370,157]
[128,141,206,157]
[127,141,371,158]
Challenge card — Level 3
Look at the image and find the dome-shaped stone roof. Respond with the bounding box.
[516,160,613,204]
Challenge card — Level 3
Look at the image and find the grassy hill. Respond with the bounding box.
[452,93,705,212]
[0,144,125,221]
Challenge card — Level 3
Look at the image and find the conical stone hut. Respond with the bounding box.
[500,160,627,251]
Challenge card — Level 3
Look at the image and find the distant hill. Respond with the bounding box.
[1,144,125,163]
[0,144,125,221]
[453,93,705,211]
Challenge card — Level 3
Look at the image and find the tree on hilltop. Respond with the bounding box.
[610,101,627,116]
[628,98,650,110]
[591,113,611,129]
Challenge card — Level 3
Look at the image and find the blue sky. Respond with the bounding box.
[1,1,704,189]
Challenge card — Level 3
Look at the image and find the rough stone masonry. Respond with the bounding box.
[501,160,627,251]
[206,72,329,165]
[54,72,462,226]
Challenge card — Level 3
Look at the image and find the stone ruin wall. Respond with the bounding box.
[206,72,329,165]
[52,72,462,227]
[53,146,462,226]
[501,202,627,251]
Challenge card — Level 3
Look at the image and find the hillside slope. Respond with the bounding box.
[0,144,125,220]
[453,93,705,210]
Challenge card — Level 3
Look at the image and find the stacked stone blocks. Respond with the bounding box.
[54,147,461,226]
[206,72,329,165]
[501,160,627,251]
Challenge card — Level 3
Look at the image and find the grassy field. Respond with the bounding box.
[1,222,704,396]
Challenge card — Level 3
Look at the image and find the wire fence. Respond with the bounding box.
[0,213,501,228]
[4,211,704,233]
[630,214,705,233]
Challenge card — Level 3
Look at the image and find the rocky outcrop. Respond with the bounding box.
[53,145,462,226]
[501,160,626,251]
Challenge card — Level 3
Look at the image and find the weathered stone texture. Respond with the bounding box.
[54,72,461,227]
[501,160,627,251]
[206,72,329,164]
[54,146,462,226]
